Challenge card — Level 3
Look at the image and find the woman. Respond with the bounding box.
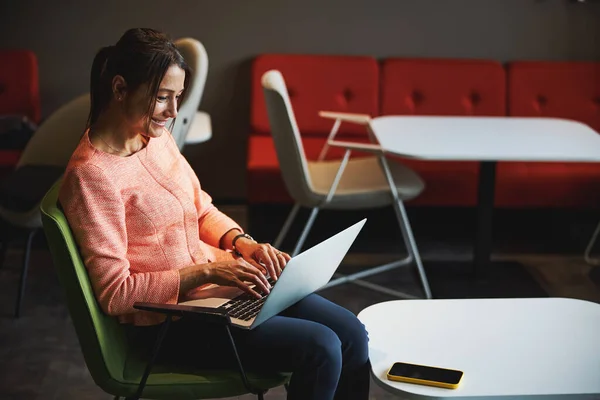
[59,28,370,400]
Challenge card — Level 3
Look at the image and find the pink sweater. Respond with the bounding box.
[59,130,241,326]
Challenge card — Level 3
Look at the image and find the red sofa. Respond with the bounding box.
[0,50,40,172]
[247,55,600,208]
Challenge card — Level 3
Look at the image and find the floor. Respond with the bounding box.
[0,205,599,400]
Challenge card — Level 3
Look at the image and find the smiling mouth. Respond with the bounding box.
[152,119,168,127]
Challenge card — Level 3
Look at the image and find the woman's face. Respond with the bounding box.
[124,64,186,138]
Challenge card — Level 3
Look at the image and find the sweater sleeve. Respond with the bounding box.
[59,164,180,317]
[196,189,242,248]
[194,177,243,249]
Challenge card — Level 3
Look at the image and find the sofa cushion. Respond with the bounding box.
[507,61,600,131]
[498,61,600,208]
[251,54,379,137]
[380,58,506,116]
[0,50,40,124]
[496,161,600,208]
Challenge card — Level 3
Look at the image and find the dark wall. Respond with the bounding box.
[2,0,599,200]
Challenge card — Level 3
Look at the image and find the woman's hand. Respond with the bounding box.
[179,259,271,299]
[206,259,271,298]
[235,238,291,281]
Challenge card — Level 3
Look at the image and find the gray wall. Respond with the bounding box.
[2,0,599,200]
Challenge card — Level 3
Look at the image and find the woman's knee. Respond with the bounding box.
[306,324,343,371]
[339,311,370,366]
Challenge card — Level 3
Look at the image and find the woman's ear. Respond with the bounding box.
[111,75,128,101]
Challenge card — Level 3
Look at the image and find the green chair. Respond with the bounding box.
[40,180,289,400]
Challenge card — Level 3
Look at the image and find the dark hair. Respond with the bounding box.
[87,28,190,131]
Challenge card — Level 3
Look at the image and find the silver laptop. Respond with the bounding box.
[180,218,366,329]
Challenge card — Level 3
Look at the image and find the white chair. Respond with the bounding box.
[262,70,431,299]
[171,38,212,150]
[584,220,600,265]
[0,93,90,317]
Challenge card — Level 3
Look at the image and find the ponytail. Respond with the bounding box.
[87,46,114,128]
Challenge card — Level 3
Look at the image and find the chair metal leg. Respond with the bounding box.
[584,219,600,265]
[379,155,432,299]
[395,199,432,299]
[128,316,173,400]
[323,257,419,298]
[292,207,320,257]
[273,203,301,249]
[0,238,7,269]
[224,325,267,398]
[15,229,36,318]
[291,150,352,257]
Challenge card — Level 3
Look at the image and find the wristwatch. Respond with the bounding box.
[232,233,254,256]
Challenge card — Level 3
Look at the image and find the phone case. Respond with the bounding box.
[386,365,462,389]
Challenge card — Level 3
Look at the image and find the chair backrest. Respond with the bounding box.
[0,49,41,124]
[40,180,130,390]
[18,93,90,168]
[261,70,320,206]
[171,38,208,150]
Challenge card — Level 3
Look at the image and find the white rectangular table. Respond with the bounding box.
[369,116,600,274]
[358,298,600,399]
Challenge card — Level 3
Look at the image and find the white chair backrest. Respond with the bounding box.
[18,94,89,168]
[171,38,208,150]
[261,70,318,205]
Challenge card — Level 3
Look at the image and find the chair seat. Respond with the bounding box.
[307,156,425,209]
[117,361,289,399]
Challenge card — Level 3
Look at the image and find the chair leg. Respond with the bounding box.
[378,156,432,299]
[292,207,320,257]
[584,219,600,265]
[290,150,350,256]
[15,229,36,318]
[394,199,432,299]
[224,325,267,398]
[129,316,173,400]
[273,203,301,249]
[0,238,7,269]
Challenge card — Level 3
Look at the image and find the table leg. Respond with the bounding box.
[473,161,497,276]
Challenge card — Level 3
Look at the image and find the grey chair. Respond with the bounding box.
[171,38,211,150]
[0,93,90,317]
[262,69,432,299]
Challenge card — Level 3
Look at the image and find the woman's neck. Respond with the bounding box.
[90,111,147,156]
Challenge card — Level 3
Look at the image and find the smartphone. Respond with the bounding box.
[387,362,463,389]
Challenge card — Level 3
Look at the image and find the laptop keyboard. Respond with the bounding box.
[220,277,276,321]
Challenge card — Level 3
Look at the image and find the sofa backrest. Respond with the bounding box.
[251,54,379,137]
[508,61,600,132]
[380,58,506,116]
[0,50,40,123]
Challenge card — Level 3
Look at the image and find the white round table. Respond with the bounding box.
[358,298,600,399]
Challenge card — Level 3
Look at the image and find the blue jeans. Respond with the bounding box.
[131,294,370,400]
